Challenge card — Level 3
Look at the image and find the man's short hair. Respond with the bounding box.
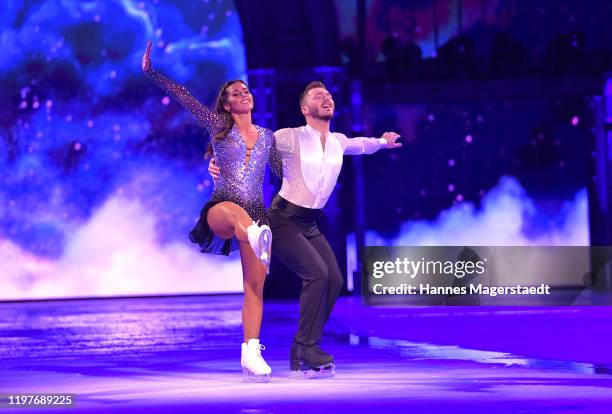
[300,81,326,106]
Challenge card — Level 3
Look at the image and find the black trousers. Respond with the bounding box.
[268,195,344,346]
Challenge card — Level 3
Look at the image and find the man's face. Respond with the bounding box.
[303,87,334,120]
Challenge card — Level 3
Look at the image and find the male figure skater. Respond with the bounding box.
[210,82,401,377]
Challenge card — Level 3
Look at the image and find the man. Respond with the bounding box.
[210,81,401,377]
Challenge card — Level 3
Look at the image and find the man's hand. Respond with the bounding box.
[142,41,153,72]
[381,131,402,149]
[208,157,221,184]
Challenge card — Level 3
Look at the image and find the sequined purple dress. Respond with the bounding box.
[145,68,282,255]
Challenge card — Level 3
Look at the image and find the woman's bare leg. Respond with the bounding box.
[207,201,252,242]
[207,201,267,341]
[238,241,267,342]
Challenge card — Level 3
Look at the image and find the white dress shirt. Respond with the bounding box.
[274,124,386,209]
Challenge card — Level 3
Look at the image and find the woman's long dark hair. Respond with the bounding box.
[205,79,248,159]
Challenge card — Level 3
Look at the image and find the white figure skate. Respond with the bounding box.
[241,339,272,383]
[246,221,272,271]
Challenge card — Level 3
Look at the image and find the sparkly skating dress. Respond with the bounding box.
[145,68,282,255]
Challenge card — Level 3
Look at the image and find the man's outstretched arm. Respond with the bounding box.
[338,132,402,155]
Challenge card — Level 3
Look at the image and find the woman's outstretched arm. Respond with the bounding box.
[142,41,224,133]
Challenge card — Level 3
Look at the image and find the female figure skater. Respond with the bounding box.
[142,41,280,382]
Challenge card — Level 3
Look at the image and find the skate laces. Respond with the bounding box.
[254,343,266,359]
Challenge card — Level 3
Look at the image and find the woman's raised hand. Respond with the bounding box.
[142,40,153,72]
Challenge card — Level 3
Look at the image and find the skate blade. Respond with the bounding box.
[290,363,335,379]
[258,228,272,268]
[242,368,271,383]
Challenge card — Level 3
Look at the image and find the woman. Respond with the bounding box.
[142,41,281,382]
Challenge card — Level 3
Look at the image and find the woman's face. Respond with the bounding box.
[224,81,253,114]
